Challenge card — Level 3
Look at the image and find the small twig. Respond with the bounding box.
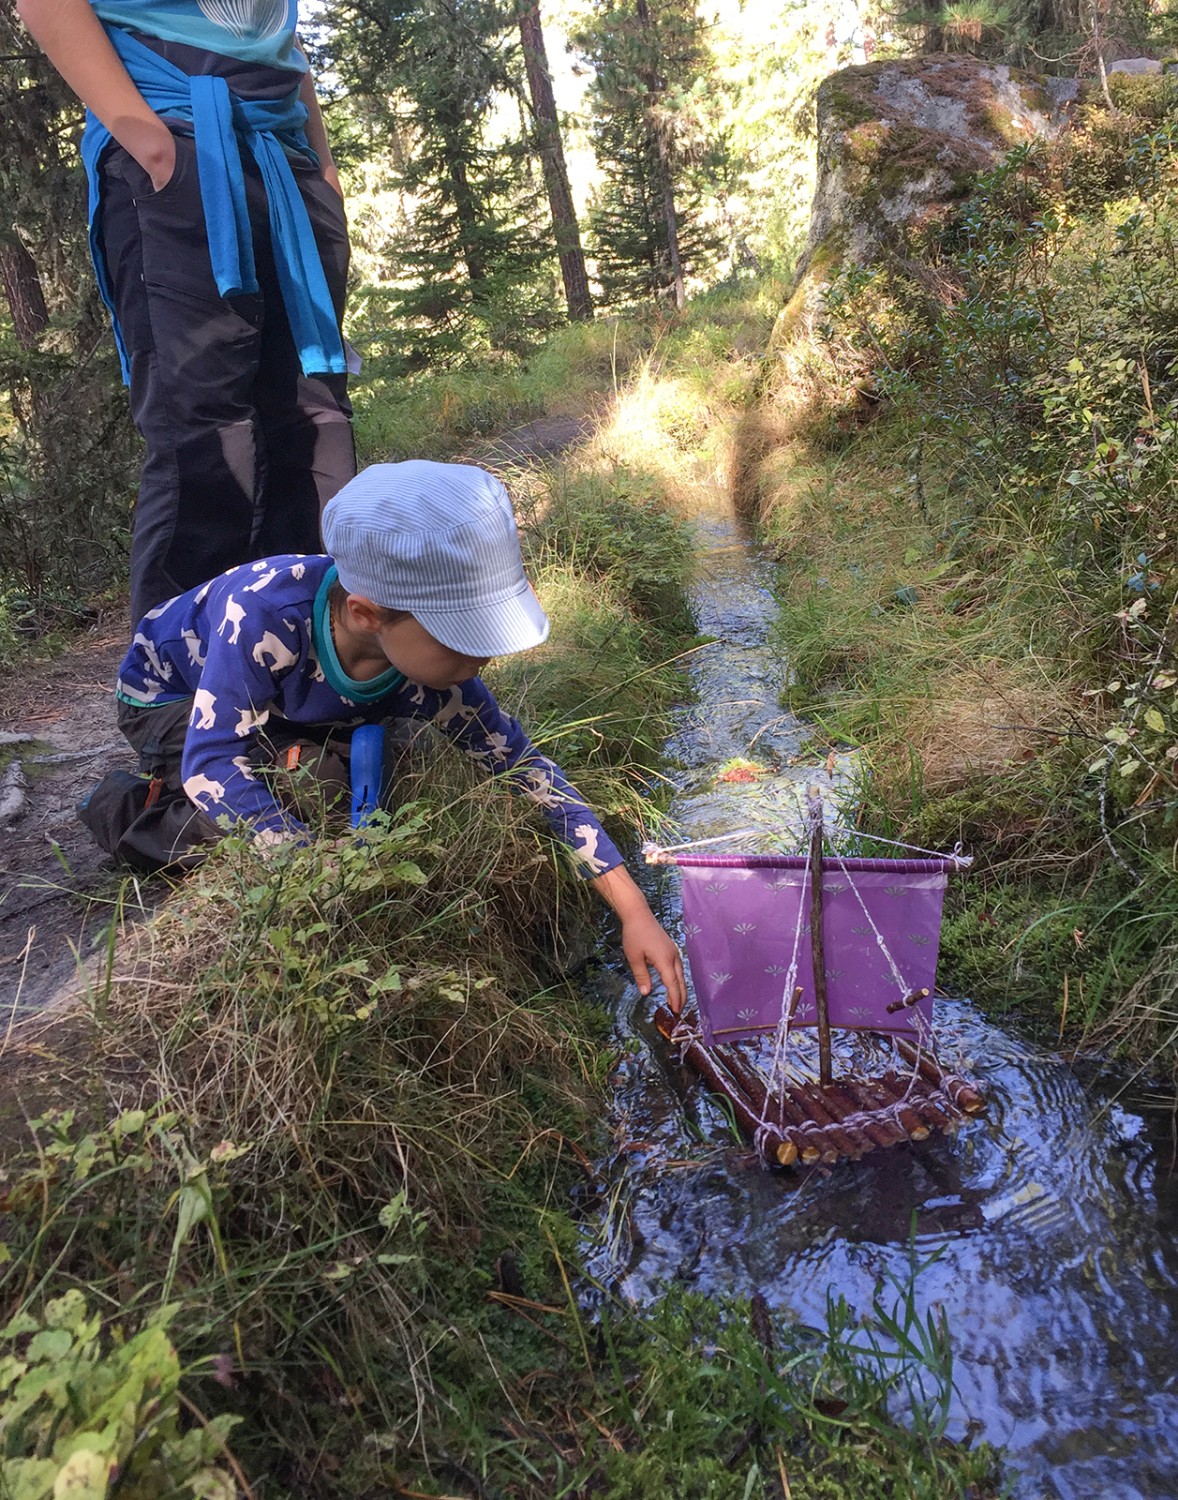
[175,1391,256,1498]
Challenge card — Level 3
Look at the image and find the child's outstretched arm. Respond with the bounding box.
[591,864,687,1015]
[427,678,686,1012]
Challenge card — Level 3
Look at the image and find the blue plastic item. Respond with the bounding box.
[350,724,385,828]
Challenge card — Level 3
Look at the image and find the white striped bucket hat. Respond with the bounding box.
[322,461,550,657]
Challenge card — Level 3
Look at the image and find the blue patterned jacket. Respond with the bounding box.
[116,554,624,875]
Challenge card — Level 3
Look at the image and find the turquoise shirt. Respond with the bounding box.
[87,0,306,73]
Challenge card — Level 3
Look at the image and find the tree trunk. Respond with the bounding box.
[0,237,49,350]
[654,127,685,311]
[634,0,685,311]
[517,0,593,321]
[444,144,488,284]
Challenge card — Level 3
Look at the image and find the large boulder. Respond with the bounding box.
[806,54,1061,267]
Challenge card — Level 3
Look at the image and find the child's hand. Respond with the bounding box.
[620,907,687,1015]
[589,864,687,1014]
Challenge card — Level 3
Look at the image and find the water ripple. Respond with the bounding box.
[600,507,1178,1500]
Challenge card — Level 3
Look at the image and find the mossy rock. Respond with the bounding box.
[805,54,1062,274]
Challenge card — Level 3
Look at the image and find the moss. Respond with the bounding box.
[818,71,882,130]
[768,232,848,351]
[844,122,985,226]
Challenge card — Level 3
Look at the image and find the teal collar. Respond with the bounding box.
[312,565,408,703]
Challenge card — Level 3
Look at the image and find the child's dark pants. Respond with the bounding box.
[79,698,352,872]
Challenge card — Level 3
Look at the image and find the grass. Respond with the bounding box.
[739,107,1178,1077]
[352,316,650,464]
[0,297,1004,1497]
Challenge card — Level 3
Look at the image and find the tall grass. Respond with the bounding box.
[744,91,1178,1075]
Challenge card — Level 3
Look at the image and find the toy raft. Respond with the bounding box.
[648,796,986,1169]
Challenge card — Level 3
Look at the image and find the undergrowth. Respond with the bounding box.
[0,296,1001,1496]
[747,84,1178,1076]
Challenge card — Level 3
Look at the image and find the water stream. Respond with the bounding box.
[595,499,1178,1500]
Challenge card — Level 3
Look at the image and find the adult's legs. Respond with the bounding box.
[251,155,355,560]
[99,136,267,622]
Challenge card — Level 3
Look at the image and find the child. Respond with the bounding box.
[17,0,355,622]
[81,460,687,1012]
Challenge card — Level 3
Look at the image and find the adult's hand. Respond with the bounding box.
[16,0,172,182]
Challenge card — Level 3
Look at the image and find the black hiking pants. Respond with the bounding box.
[98,130,356,623]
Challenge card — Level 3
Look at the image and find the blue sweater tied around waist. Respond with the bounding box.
[81,26,347,383]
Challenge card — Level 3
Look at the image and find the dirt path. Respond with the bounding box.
[0,612,142,1019]
[0,414,594,1023]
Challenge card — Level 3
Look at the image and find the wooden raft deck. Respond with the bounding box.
[655,1005,987,1169]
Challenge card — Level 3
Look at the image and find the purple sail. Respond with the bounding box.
[676,854,952,1046]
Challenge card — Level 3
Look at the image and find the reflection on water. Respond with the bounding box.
[600,505,1178,1500]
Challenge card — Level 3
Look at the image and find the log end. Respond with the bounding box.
[775,1139,799,1168]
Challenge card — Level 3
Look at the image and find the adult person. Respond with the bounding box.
[16,0,356,621]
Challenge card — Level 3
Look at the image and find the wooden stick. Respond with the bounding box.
[713,1048,804,1168]
[710,986,802,1040]
[879,1070,955,1132]
[823,1079,904,1150]
[796,1082,874,1159]
[717,1045,829,1166]
[886,987,930,1015]
[894,1037,986,1115]
[845,1074,930,1142]
[807,789,832,1088]
[712,1047,802,1166]
[654,1007,799,1166]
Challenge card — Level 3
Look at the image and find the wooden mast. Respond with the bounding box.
[808,786,833,1088]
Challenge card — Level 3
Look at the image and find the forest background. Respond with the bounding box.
[5,0,1178,1492]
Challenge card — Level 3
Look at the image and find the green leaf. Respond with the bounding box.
[110,1110,147,1139]
[378,1192,410,1230]
[190,1468,237,1500]
[50,1448,111,1497]
[2,1457,59,1500]
[1144,708,1166,734]
[44,1291,89,1334]
[391,861,428,885]
[26,1329,73,1363]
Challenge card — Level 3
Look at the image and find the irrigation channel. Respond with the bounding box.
[589,496,1178,1500]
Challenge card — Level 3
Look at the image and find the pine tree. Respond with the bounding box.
[573,0,723,308]
[322,0,559,367]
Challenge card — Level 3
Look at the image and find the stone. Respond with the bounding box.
[805,54,1061,269]
[1108,57,1163,75]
